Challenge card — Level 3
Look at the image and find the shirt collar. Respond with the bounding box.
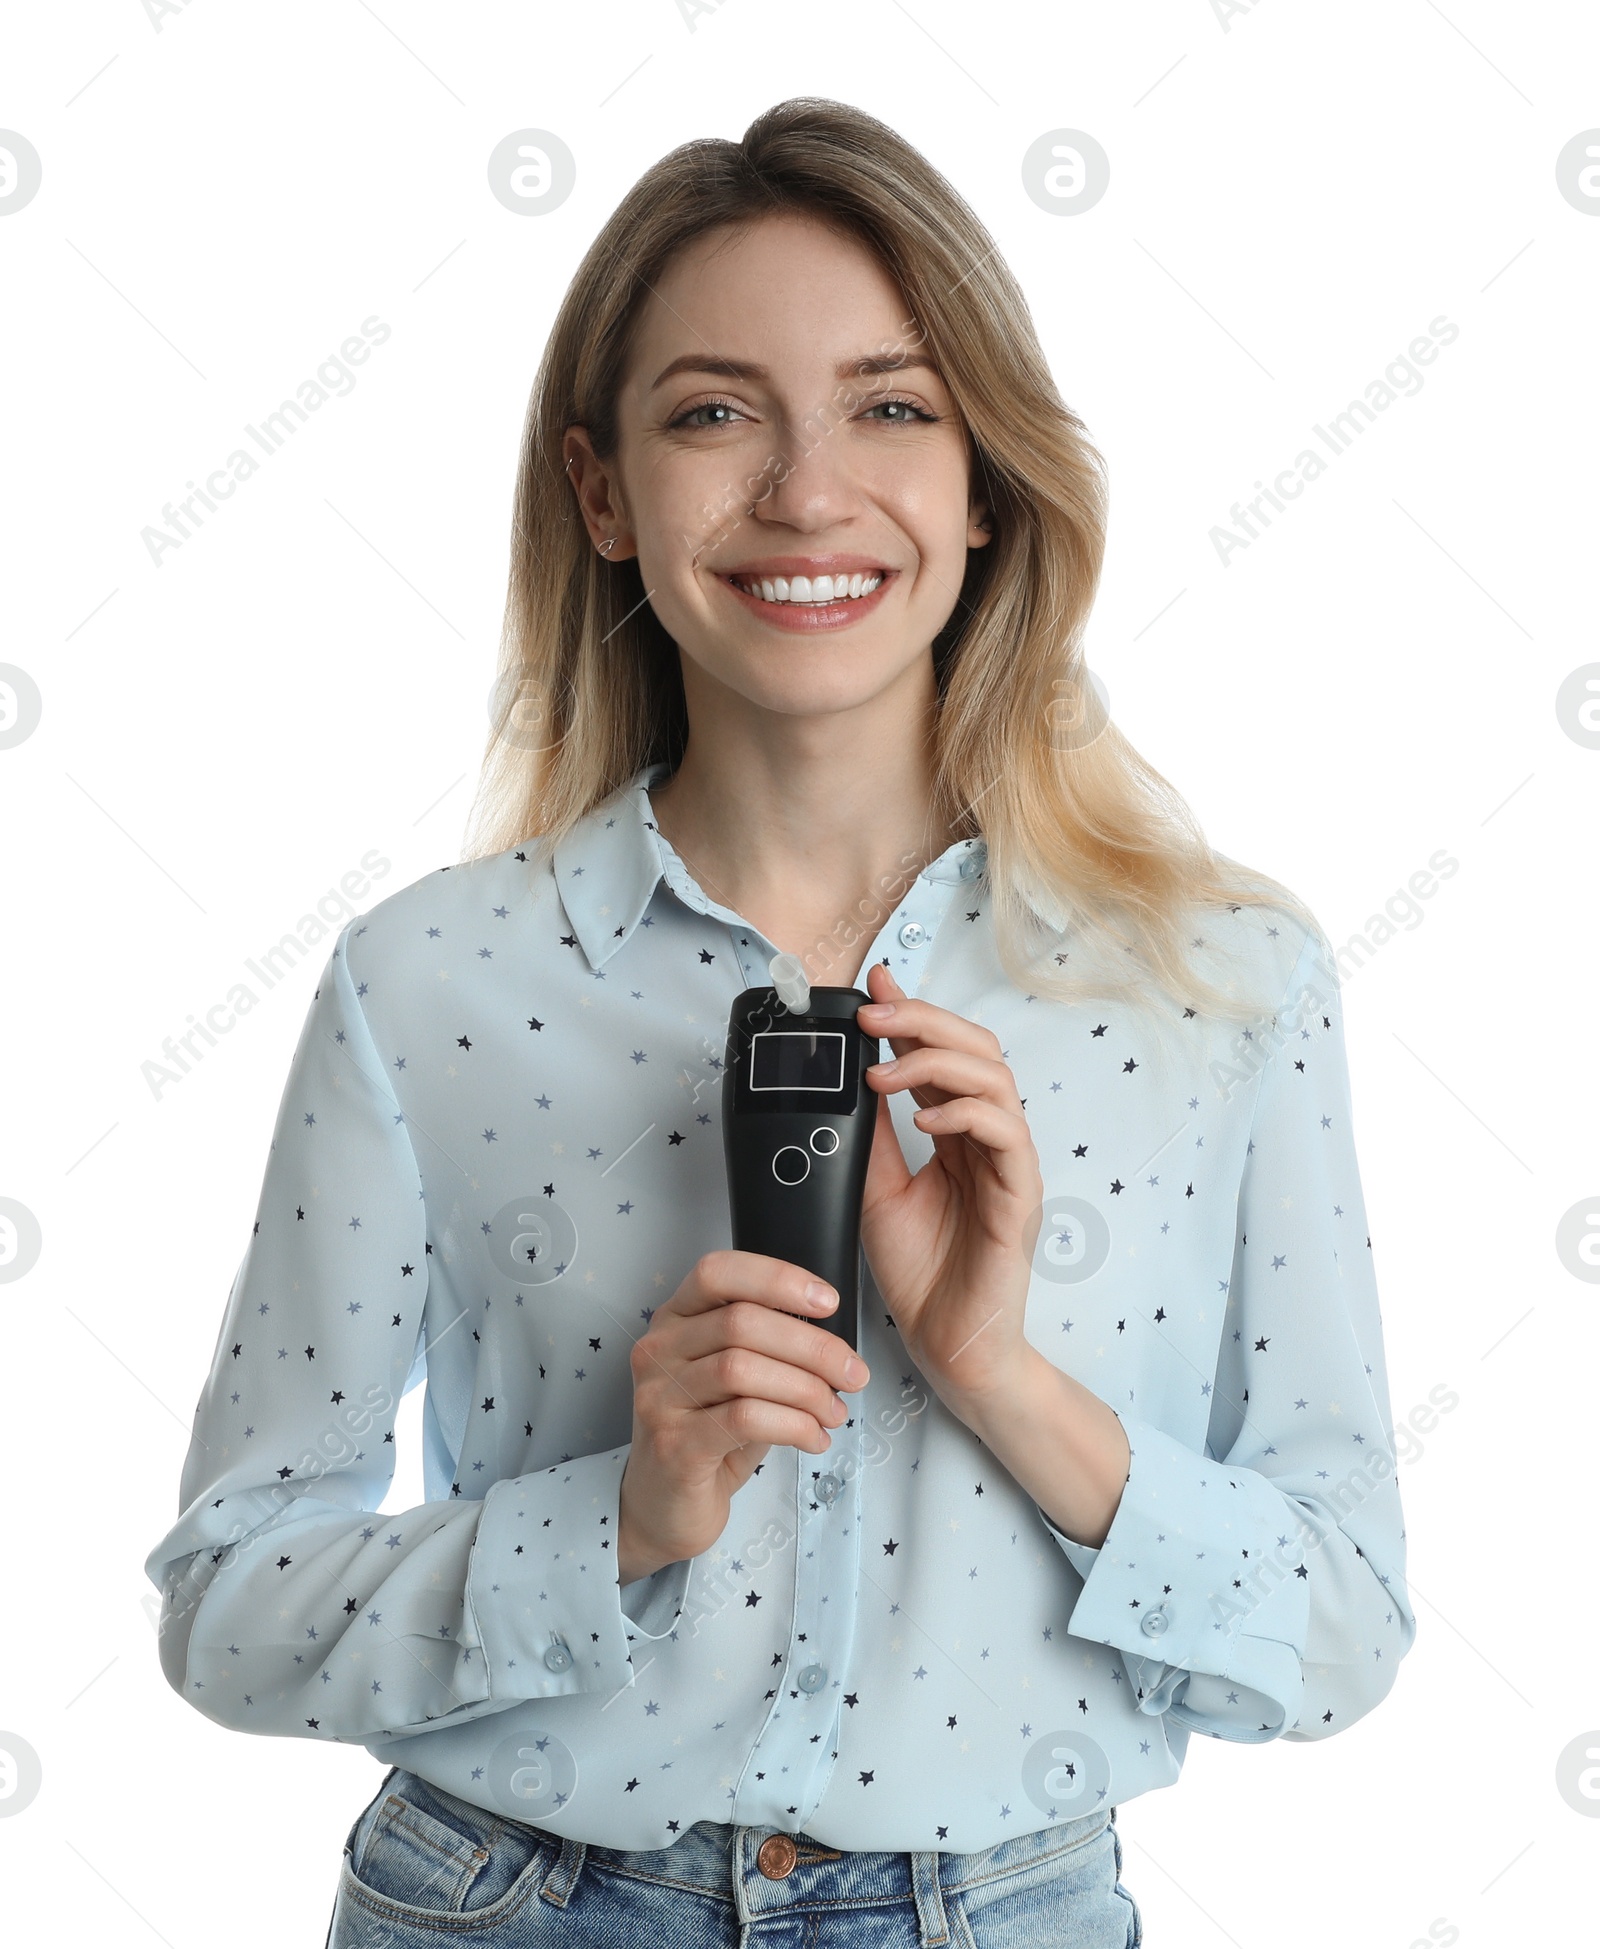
[550,761,989,974]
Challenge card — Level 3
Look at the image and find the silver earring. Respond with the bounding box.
[599,537,618,555]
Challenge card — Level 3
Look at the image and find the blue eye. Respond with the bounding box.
[670,398,743,429]
[863,397,937,425]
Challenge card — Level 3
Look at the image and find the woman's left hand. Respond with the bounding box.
[855,959,1044,1412]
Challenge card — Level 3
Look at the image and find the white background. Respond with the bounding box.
[3,2,1597,1943]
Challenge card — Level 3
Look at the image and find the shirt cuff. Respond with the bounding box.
[1036,1409,1309,1740]
[465,1444,674,1700]
[620,1558,693,1641]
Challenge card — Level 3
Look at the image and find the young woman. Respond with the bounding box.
[147,98,1415,1948]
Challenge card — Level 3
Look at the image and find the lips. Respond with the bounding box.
[718,566,896,633]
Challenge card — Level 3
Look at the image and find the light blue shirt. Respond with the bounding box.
[145,759,1415,1851]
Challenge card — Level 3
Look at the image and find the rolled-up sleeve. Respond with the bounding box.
[143,920,689,1744]
[1037,924,1416,1743]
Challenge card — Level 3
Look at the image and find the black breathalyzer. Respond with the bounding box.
[721,982,877,1353]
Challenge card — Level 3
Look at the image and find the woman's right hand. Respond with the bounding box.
[616,1250,871,1585]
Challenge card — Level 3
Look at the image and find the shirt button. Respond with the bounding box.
[796,1662,828,1693]
[815,1473,841,1505]
[543,1641,574,1671]
[897,921,926,948]
[1139,1607,1169,1638]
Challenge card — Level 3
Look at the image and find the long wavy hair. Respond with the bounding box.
[464,97,1320,1027]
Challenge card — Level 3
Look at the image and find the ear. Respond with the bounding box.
[968,499,994,549]
[562,425,635,559]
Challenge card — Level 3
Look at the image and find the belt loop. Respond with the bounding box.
[537,1835,588,1908]
[910,1848,952,1947]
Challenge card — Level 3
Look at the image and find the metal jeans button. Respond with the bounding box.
[756,1834,798,1879]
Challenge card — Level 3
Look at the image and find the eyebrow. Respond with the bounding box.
[648,351,939,391]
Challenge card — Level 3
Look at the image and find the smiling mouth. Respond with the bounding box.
[725,570,886,606]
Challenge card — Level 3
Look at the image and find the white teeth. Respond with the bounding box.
[735,572,884,605]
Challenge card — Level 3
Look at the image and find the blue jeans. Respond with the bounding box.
[326,1766,1143,1947]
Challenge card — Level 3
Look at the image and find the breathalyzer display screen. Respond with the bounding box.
[749,1031,846,1092]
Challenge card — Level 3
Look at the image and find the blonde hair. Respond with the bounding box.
[465,97,1320,1026]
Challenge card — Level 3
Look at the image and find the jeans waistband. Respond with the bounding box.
[382,1765,1114,1937]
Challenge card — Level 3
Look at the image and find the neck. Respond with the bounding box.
[648,680,956,989]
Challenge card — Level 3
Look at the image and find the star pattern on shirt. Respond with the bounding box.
[145,762,1412,1855]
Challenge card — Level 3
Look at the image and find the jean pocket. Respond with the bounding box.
[349,1788,494,1915]
[954,1817,1126,1947]
[342,1777,562,1934]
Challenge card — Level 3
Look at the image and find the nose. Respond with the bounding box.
[755,415,864,532]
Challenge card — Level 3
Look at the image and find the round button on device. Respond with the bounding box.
[809,1126,839,1155]
[772,1146,810,1185]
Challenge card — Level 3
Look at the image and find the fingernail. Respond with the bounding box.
[870,1058,898,1073]
[844,1355,868,1386]
[861,1001,895,1017]
[804,1280,836,1306]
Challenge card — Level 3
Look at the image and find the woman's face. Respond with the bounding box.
[567,211,991,723]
